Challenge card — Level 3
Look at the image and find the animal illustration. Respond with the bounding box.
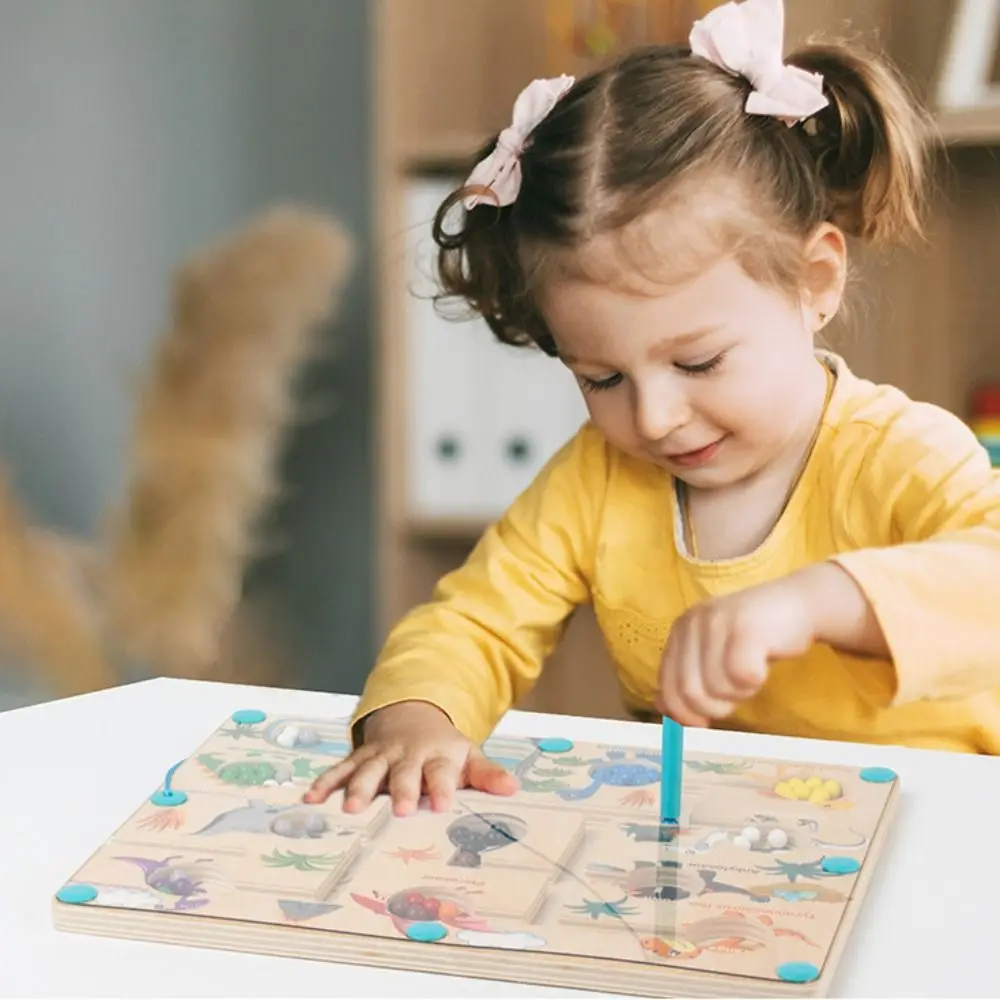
[555,749,661,802]
[697,870,772,903]
[446,813,526,867]
[79,883,199,912]
[617,859,695,902]
[193,798,347,839]
[112,854,216,909]
[589,859,771,903]
[196,751,321,788]
[350,887,494,938]
[641,911,783,961]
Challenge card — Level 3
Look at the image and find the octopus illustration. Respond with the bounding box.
[111,854,218,910]
[446,813,526,868]
[555,750,661,802]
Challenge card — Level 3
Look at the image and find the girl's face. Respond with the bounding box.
[539,230,846,491]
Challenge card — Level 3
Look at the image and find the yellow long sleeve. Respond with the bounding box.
[353,422,606,745]
[354,351,1000,755]
[830,395,1000,705]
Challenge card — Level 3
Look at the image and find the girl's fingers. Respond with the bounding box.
[423,755,463,811]
[344,754,393,813]
[700,612,750,708]
[303,744,380,803]
[387,757,427,816]
[662,626,712,726]
[465,748,518,796]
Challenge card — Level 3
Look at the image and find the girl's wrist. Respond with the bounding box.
[794,561,890,660]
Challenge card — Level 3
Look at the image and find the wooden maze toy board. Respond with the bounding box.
[52,709,899,997]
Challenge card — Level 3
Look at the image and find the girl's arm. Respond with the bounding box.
[351,422,609,745]
[822,400,1000,706]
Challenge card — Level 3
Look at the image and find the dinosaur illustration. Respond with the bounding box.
[111,854,215,909]
[74,882,203,912]
[196,752,323,788]
[193,798,351,839]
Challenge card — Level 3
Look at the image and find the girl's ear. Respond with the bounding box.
[800,223,847,333]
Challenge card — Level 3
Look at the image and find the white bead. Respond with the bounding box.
[741,825,761,844]
[275,725,299,748]
[767,828,789,849]
[732,836,752,850]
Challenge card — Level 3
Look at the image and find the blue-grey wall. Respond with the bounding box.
[0,0,373,705]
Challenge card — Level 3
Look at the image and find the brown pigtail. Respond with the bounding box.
[431,138,558,355]
[788,43,935,245]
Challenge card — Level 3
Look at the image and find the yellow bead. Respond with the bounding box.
[809,788,830,804]
[822,779,842,798]
[805,776,823,789]
[788,778,808,798]
[773,781,795,799]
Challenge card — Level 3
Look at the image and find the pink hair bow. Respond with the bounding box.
[462,74,575,209]
[689,0,828,126]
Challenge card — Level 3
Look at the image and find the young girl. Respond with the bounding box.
[307,0,1000,815]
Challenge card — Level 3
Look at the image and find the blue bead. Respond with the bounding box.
[405,921,448,942]
[537,737,574,753]
[821,855,861,875]
[150,788,188,807]
[860,766,897,783]
[232,709,266,725]
[777,961,820,983]
[57,883,98,904]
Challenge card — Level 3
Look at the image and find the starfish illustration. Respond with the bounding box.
[384,845,440,865]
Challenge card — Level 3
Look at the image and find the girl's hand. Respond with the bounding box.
[303,700,518,815]
[657,572,819,727]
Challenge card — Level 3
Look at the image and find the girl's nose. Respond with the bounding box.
[634,383,689,443]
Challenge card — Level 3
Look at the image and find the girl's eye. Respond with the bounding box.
[580,372,623,393]
[677,353,724,375]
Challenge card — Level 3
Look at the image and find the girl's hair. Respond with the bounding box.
[431,39,934,356]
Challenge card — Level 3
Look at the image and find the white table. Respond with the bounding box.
[4,676,997,998]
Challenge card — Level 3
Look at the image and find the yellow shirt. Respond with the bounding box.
[356,352,1000,754]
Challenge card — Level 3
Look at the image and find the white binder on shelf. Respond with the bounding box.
[483,339,587,511]
[401,178,588,527]
[403,178,490,523]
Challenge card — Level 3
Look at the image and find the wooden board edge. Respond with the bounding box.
[52,897,830,999]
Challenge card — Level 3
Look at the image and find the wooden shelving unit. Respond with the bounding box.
[371,0,1000,723]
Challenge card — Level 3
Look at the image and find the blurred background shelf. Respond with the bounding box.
[936,106,1000,145]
